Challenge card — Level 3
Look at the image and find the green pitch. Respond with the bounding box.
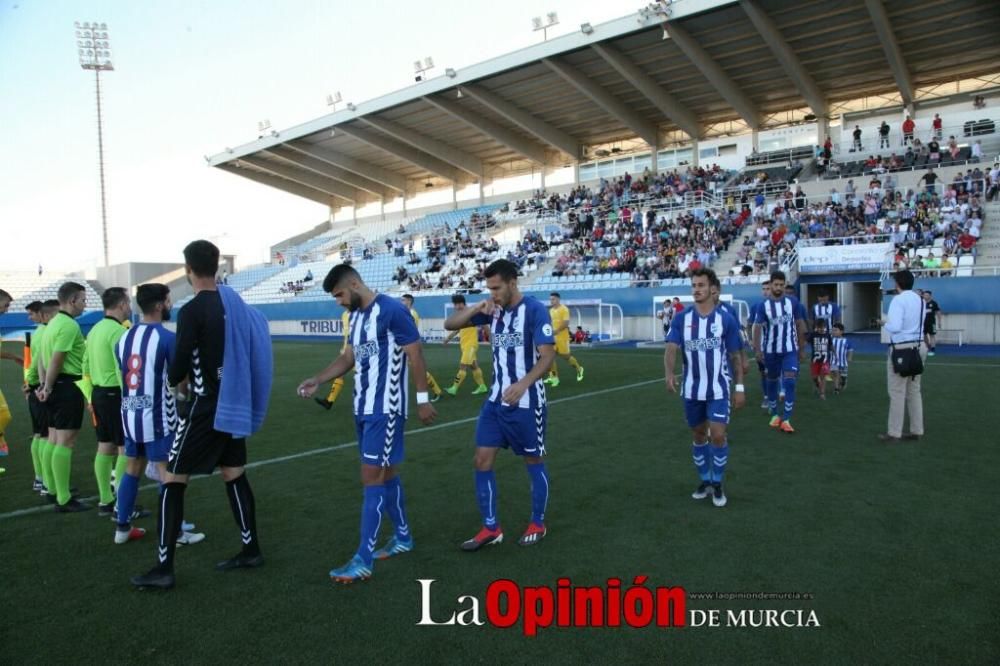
[0,342,997,663]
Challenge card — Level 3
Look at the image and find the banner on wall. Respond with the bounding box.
[797,242,893,274]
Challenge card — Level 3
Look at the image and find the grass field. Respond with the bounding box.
[1,341,998,663]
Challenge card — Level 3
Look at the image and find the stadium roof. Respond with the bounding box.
[208,0,1000,208]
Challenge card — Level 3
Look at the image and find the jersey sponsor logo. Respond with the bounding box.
[684,337,722,352]
[542,324,553,337]
[122,394,154,411]
[493,332,524,349]
[355,340,380,360]
[771,313,794,325]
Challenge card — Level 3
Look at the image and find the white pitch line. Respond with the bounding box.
[0,378,662,522]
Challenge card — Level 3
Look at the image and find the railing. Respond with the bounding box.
[746,145,815,167]
[830,119,995,158]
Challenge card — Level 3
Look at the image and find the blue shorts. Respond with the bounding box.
[475,400,547,457]
[683,398,730,428]
[124,435,172,463]
[764,352,800,379]
[355,414,405,467]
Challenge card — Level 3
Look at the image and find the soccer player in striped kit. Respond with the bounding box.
[810,291,841,330]
[444,259,556,550]
[665,268,745,507]
[298,265,437,583]
[751,271,807,433]
[747,280,771,409]
[830,323,853,394]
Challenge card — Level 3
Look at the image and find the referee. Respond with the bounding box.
[84,288,132,514]
[879,269,927,442]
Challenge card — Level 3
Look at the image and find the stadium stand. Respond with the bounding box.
[0,272,103,310]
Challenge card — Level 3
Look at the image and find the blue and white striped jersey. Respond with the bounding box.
[752,297,805,354]
[812,302,841,328]
[832,337,853,368]
[348,294,420,418]
[667,307,742,401]
[116,323,177,443]
[470,296,554,410]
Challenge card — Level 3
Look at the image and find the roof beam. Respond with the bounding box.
[458,83,581,160]
[265,145,392,198]
[283,142,406,193]
[421,95,547,165]
[863,0,915,106]
[589,43,701,139]
[358,116,482,178]
[542,57,659,147]
[739,0,828,118]
[662,21,760,129]
[217,164,334,207]
[239,156,358,203]
[336,125,461,182]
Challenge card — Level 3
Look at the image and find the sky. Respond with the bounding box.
[0,0,630,273]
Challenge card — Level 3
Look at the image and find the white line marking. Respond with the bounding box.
[0,378,661,522]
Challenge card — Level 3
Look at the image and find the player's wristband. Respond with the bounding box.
[735,384,745,393]
[416,392,430,404]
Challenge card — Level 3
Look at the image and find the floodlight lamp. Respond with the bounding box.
[100,23,107,29]
[424,57,434,68]
[414,60,423,73]
[347,102,356,111]
[270,130,279,137]
[445,67,456,78]
[546,12,559,25]
[580,22,594,34]
[531,17,543,30]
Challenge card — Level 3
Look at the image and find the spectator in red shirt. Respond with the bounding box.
[958,232,977,255]
[902,116,915,146]
[672,297,684,314]
[932,113,942,140]
[573,327,587,344]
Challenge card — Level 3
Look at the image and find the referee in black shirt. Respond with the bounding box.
[132,241,263,590]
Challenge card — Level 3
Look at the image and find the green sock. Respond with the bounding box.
[51,446,73,505]
[30,436,43,480]
[40,439,55,493]
[113,454,128,493]
[94,453,116,505]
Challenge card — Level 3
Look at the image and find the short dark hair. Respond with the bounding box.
[25,300,43,313]
[401,294,414,303]
[817,290,829,298]
[691,267,720,289]
[102,287,129,311]
[136,284,170,315]
[483,259,519,282]
[833,322,845,332]
[549,292,560,299]
[770,270,787,283]
[893,269,915,290]
[451,294,466,305]
[183,240,220,278]
[43,299,59,310]
[57,281,86,303]
[924,290,932,296]
[322,264,361,293]
[0,288,11,302]
[815,319,828,328]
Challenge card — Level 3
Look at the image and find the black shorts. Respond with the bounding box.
[924,321,936,336]
[27,387,48,436]
[47,376,85,431]
[92,386,124,446]
[167,396,247,475]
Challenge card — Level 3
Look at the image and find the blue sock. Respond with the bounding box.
[711,443,729,483]
[356,485,385,567]
[526,463,549,526]
[782,376,797,421]
[692,442,711,482]
[766,377,780,414]
[115,472,139,528]
[383,476,411,542]
[474,470,498,529]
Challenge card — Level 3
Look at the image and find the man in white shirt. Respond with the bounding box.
[879,269,927,443]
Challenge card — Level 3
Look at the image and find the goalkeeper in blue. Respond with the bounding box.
[664,268,746,507]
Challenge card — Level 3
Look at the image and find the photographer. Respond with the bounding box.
[879,269,926,443]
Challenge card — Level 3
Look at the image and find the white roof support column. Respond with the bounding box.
[359,116,483,179]
[422,95,548,165]
[336,125,461,182]
[590,43,701,139]
[283,142,406,193]
[662,21,760,129]
[739,0,828,119]
[863,0,915,107]
[543,57,659,147]
[458,83,581,160]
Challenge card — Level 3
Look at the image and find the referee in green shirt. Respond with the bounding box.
[84,288,132,513]
[37,282,90,512]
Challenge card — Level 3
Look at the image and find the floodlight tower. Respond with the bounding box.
[75,21,114,267]
[532,12,559,41]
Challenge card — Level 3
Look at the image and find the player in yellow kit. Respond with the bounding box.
[316,309,352,410]
[443,294,488,396]
[544,292,583,387]
[401,294,442,402]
